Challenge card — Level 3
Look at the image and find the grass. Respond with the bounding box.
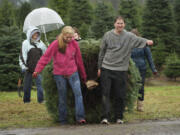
[125,85,180,122]
[0,79,180,129]
[0,91,55,129]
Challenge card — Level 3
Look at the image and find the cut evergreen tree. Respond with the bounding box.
[42,39,141,123]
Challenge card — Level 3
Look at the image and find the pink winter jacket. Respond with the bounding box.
[34,39,87,82]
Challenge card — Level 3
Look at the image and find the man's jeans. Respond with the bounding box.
[54,72,85,124]
[23,71,44,103]
[100,68,127,120]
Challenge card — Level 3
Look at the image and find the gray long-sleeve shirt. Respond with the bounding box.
[98,29,147,71]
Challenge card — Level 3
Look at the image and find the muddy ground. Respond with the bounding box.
[0,119,180,135]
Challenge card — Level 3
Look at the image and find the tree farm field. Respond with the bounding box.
[0,77,180,129]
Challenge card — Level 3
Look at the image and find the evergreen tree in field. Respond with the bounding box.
[0,0,14,26]
[69,0,93,29]
[79,23,89,39]
[15,2,32,29]
[174,0,180,37]
[118,0,141,31]
[30,0,48,8]
[91,1,114,39]
[4,0,22,6]
[47,0,70,42]
[0,26,22,91]
[142,0,176,57]
[164,53,180,81]
[173,0,180,55]
[48,0,70,24]
[152,38,168,69]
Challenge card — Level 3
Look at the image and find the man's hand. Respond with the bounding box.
[146,40,153,46]
[32,72,38,78]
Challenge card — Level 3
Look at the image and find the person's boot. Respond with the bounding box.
[137,100,144,112]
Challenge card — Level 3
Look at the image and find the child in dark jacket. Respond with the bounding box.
[131,28,157,112]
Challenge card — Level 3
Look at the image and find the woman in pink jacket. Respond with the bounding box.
[33,26,87,124]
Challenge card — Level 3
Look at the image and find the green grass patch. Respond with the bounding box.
[125,85,180,122]
[0,85,180,129]
[0,90,55,129]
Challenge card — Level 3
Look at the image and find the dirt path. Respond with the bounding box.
[1,119,180,135]
[146,76,180,86]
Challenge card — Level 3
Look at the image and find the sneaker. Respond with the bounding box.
[77,119,86,124]
[101,118,110,124]
[116,119,124,124]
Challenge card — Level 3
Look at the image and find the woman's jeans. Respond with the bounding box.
[54,72,85,124]
[23,71,44,103]
[138,69,146,101]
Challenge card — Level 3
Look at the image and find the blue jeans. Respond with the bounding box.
[54,72,85,124]
[23,71,44,103]
[138,69,146,101]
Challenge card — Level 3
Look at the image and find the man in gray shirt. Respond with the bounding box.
[97,16,153,124]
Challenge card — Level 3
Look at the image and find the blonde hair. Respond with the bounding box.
[58,26,74,53]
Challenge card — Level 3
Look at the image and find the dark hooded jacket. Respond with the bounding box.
[131,46,157,72]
